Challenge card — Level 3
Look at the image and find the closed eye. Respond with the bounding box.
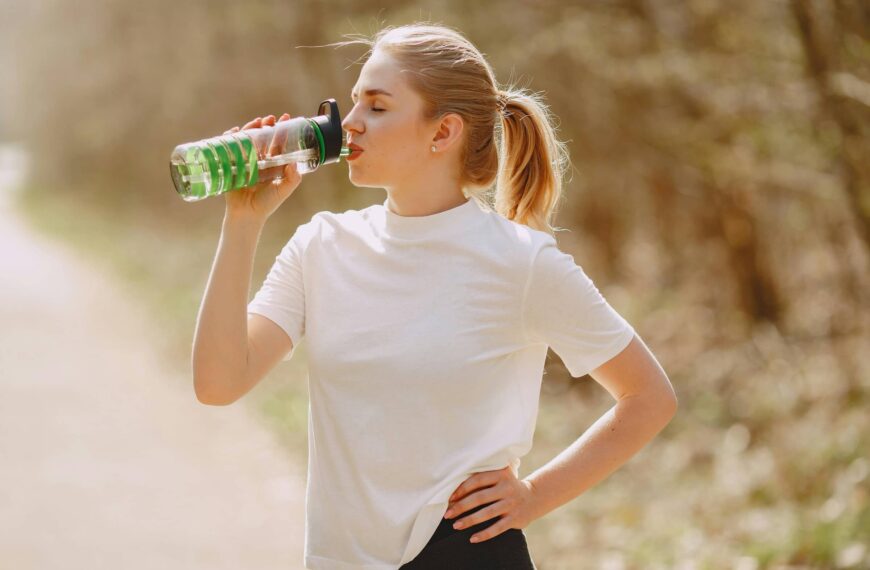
[349,99,385,113]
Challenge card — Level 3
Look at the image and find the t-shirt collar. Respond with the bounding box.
[380,196,484,239]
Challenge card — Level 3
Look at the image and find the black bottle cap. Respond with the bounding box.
[311,99,344,166]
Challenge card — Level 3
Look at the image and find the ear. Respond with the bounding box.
[431,112,464,152]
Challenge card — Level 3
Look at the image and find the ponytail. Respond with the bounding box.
[494,88,570,235]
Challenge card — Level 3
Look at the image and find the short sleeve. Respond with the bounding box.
[522,236,635,378]
[247,219,315,362]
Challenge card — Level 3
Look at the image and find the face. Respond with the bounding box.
[341,50,461,191]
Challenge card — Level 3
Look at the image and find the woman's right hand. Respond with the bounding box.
[222,113,302,222]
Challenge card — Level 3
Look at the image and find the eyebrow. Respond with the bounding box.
[351,88,394,101]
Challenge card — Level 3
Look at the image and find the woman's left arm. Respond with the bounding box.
[445,334,678,543]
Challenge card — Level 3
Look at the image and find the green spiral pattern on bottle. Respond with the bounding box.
[194,134,260,195]
[241,135,259,186]
[208,136,233,193]
[219,134,247,189]
[198,144,220,196]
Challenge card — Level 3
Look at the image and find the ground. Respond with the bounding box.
[0,146,308,569]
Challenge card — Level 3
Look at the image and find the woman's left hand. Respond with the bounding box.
[443,465,540,543]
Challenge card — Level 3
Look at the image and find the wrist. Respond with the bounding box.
[522,477,547,523]
[222,211,266,234]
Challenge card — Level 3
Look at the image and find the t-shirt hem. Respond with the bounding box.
[569,323,636,378]
[304,554,397,570]
[246,304,300,359]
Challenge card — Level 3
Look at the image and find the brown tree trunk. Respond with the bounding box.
[711,183,783,325]
[791,0,870,252]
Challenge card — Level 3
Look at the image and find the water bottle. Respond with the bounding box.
[170,98,351,202]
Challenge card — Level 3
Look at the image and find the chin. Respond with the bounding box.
[347,166,388,189]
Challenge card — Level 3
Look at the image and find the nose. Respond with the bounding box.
[341,103,363,135]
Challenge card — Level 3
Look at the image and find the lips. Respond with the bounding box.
[346,142,364,161]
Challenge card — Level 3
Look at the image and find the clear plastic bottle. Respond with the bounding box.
[170,98,351,202]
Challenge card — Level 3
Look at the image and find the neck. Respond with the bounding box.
[385,167,468,217]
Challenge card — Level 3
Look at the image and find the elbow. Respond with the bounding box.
[635,381,678,421]
[195,392,234,406]
[664,393,678,419]
[656,377,679,418]
[651,370,678,418]
[193,376,236,406]
[192,354,241,406]
[195,389,236,407]
[641,389,677,430]
[628,374,679,416]
[659,387,678,421]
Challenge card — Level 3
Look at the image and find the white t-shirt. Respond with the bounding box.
[247,196,635,569]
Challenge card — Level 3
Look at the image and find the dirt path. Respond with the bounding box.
[0,146,308,569]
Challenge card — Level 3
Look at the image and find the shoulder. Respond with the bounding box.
[478,206,561,261]
[479,211,587,292]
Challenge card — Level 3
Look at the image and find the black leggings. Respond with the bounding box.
[399,501,537,569]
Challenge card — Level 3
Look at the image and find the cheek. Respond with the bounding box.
[381,119,426,159]
[387,134,427,165]
[357,118,428,173]
[388,142,418,164]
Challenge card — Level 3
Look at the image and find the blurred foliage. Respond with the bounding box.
[4,0,869,568]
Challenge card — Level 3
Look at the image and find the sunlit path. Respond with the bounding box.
[0,144,308,570]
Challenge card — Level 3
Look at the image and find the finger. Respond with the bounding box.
[447,490,500,521]
[256,115,277,157]
[242,117,262,130]
[247,116,273,158]
[452,501,503,530]
[448,488,500,519]
[449,471,500,503]
[281,159,298,179]
[469,518,513,544]
[268,113,291,157]
[276,163,300,194]
[449,478,474,503]
[453,467,507,501]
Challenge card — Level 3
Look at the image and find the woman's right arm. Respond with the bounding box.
[191,213,266,405]
[191,113,302,405]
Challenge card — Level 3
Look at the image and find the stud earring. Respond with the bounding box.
[431,145,436,152]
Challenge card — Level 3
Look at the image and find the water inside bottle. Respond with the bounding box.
[180,147,318,185]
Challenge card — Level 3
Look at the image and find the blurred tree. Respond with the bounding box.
[791,0,870,251]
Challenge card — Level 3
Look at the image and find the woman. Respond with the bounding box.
[192,22,678,570]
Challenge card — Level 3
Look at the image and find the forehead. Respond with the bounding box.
[352,51,403,95]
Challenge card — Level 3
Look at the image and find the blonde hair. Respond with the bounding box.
[328,22,571,235]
